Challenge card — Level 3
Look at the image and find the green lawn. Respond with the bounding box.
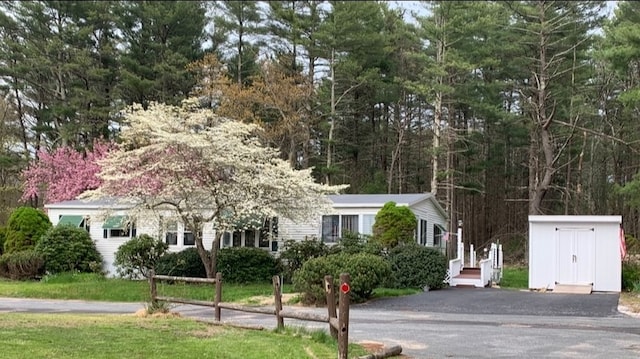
[0,272,289,303]
[0,313,368,359]
[500,266,529,289]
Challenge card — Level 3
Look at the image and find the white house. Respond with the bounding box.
[45,193,448,276]
[528,215,622,292]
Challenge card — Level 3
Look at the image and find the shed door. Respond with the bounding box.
[556,228,595,285]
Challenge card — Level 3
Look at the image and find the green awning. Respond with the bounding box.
[58,215,84,227]
[102,215,127,229]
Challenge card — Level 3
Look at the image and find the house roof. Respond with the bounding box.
[328,193,448,219]
[44,198,135,210]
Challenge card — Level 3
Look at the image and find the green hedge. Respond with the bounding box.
[4,207,52,253]
[293,252,391,304]
[386,243,448,290]
[156,247,208,278]
[218,247,279,283]
[279,238,329,283]
[35,225,103,275]
[114,234,168,278]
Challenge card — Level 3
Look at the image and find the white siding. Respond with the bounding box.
[409,198,448,248]
[528,215,622,292]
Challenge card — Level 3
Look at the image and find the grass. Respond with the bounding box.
[0,272,291,303]
[0,313,369,359]
[500,266,529,289]
[372,287,423,298]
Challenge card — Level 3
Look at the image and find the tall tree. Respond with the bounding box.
[213,1,264,86]
[507,1,605,215]
[118,1,206,107]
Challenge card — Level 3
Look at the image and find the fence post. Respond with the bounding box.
[325,275,338,339]
[338,273,350,359]
[149,270,157,306]
[272,275,284,329]
[215,272,222,321]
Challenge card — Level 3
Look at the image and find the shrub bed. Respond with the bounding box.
[217,247,279,283]
[156,247,208,278]
[386,243,447,290]
[0,250,45,280]
[35,225,103,275]
[293,252,391,304]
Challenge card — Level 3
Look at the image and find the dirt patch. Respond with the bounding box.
[619,292,640,318]
[190,325,223,338]
[133,308,181,318]
[244,293,299,306]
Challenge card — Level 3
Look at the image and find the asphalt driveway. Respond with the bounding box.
[356,287,621,317]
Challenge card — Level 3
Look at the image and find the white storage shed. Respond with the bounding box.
[528,215,622,292]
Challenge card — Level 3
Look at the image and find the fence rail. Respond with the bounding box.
[149,270,351,359]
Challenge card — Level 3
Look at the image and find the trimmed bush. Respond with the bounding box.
[332,232,383,256]
[386,243,447,290]
[4,207,52,253]
[0,249,45,280]
[372,201,417,249]
[279,238,329,283]
[293,252,391,305]
[218,247,279,283]
[622,261,640,292]
[114,234,169,279]
[35,225,103,275]
[156,247,208,278]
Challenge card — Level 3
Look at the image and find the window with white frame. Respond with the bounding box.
[362,214,375,236]
[433,224,445,247]
[102,216,135,238]
[232,231,242,247]
[419,219,428,245]
[259,217,278,248]
[245,229,256,247]
[165,221,178,245]
[321,215,339,243]
[341,215,358,237]
[183,227,200,246]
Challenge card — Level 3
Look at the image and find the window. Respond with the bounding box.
[232,231,242,247]
[362,214,375,236]
[434,224,445,247]
[165,221,178,245]
[341,215,358,237]
[322,215,339,243]
[420,219,428,245]
[244,229,256,247]
[102,216,135,238]
[183,230,200,246]
[259,217,278,248]
[223,232,231,247]
[58,215,90,233]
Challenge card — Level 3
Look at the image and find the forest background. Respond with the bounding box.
[1,1,639,260]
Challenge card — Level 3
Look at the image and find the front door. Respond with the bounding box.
[556,228,595,285]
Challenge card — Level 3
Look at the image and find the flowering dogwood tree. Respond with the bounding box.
[84,99,347,278]
[21,141,114,204]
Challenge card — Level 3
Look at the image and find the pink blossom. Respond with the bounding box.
[21,140,116,204]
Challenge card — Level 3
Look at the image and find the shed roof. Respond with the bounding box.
[528,215,622,224]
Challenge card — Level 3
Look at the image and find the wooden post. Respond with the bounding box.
[338,273,350,359]
[325,275,338,339]
[272,275,284,329]
[214,272,222,321]
[149,270,157,306]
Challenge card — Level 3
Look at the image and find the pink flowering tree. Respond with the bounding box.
[83,99,347,278]
[21,140,115,204]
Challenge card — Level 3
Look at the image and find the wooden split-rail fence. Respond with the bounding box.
[148,271,352,359]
